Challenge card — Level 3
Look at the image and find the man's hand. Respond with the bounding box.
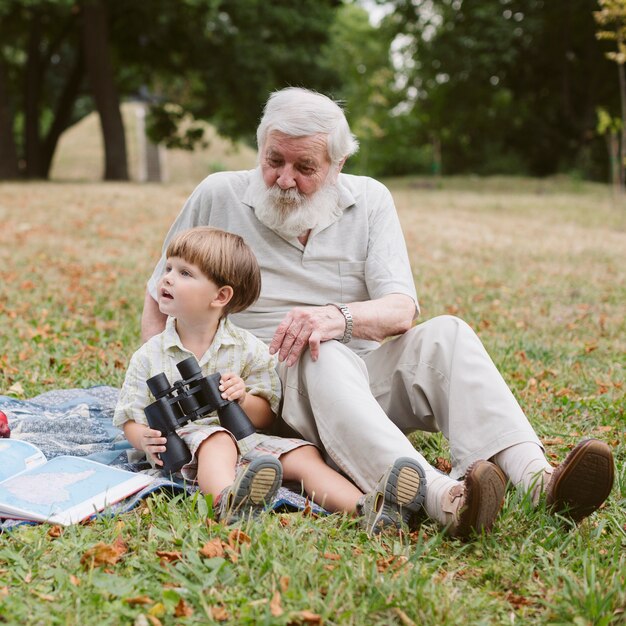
[269,295,417,367]
[219,372,247,404]
[269,305,345,366]
[141,290,168,343]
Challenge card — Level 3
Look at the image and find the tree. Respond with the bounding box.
[379,0,619,177]
[594,0,626,191]
[81,0,127,180]
[0,0,341,180]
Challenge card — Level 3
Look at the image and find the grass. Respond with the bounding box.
[0,176,625,625]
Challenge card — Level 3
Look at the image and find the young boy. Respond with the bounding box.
[114,227,426,530]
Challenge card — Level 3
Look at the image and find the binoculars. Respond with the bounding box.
[144,356,256,472]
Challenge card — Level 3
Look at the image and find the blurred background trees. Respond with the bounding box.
[0,0,621,182]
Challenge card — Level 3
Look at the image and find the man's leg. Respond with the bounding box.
[363,315,543,479]
[278,339,505,537]
[364,315,614,520]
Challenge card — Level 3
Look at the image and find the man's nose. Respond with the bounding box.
[276,165,297,189]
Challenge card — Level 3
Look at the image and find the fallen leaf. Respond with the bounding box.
[155,550,182,563]
[146,616,163,626]
[542,437,564,446]
[80,536,127,568]
[322,552,341,561]
[270,590,284,617]
[506,592,534,608]
[7,382,24,397]
[124,596,154,606]
[210,605,230,621]
[434,457,452,474]
[227,529,251,549]
[0,587,9,598]
[376,555,408,573]
[69,575,81,587]
[199,538,224,559]
[288,609,323,624]
[280,575,290,592]
[47,525,63,539]
[174,598,194,617]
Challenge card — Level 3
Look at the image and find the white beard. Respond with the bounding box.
[249,168,341,239]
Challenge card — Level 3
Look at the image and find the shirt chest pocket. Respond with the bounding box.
[339,261,368,302]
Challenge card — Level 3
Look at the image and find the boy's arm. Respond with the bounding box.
[239,394,275,431]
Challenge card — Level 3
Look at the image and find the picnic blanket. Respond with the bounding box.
[0,386,320,531]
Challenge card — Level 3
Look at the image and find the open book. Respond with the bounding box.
[0,439,154,526]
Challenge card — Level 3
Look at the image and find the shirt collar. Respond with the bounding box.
[163,316,238,364]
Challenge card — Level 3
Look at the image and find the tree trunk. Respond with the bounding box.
[24,12,45,178]
[618,46,626,193]
[0,59,19,179]
[81,0,128,181]
[41,51,85,177]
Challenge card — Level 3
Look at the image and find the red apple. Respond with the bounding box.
[0,410,10,438]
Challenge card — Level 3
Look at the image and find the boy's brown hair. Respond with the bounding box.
[166,227,261,315]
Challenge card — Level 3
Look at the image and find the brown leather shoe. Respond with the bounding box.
[546,439,614,522]
[442,460,507,539]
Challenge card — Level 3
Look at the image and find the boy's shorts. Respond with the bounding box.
[177,421,315,483]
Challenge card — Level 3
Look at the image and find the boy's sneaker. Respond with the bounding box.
[217,456,282,525]
[358,457,427,535]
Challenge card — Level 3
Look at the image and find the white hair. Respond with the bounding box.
[256,87,359,166]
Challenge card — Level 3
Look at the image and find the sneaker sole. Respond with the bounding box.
[546,439,614,522]
[249,466,282,505]
[376,457,427,531]
[229,457,282,515]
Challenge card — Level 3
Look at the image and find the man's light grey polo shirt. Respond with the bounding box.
[148,170,418,355]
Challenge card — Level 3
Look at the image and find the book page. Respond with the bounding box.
[0,439,47,483]
[0,455,154,525]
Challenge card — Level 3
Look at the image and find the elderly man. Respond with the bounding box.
[142,88,614,537]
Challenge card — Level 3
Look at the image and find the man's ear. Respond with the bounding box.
[337,157,347,173]
[212,285,234,310]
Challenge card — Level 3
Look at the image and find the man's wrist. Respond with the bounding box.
[327,303,353,344]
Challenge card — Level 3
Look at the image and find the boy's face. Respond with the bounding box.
[158,256,221,321]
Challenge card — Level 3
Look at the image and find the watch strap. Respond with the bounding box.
[327,303,353,344]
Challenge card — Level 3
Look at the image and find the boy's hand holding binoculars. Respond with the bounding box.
[219,372,247,405]
[139,427,167,467]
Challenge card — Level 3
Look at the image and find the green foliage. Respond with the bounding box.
[377,0,619,178]
[0,0,341,178]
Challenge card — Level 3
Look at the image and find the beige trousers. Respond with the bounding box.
[277,315,542,491]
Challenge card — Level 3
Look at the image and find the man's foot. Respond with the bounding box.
[442,460,506,539]
[545,438,614,522]
[359,457,427,535]
[217,456,282,525]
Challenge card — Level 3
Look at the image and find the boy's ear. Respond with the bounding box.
[212,285,234,309]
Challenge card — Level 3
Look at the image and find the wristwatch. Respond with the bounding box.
[327,303,353,344]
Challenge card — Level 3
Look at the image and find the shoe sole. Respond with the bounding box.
[546,439,614,522]
[451,460,506,539]
[249,466,282,504]
[374,457,427,533]
[228,457,282,520]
